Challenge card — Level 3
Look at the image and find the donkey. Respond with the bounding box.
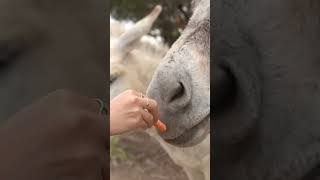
[110,5,168,99]
[110,3,210,179]
[147,0,210,180]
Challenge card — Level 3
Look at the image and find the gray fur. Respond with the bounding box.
[147,0,210,179]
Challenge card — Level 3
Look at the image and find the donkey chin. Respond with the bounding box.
[158,108,210,147]
[165,117,210,147]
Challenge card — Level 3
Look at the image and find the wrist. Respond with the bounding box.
[109,106,123,136]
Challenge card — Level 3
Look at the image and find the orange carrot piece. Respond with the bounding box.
[155,120,167,132]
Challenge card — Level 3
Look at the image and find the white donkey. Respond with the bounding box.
[147,0,210,180]
[110,5,168,99]
[110,4,209,180]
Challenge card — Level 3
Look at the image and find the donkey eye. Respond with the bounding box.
[110,75,118,84]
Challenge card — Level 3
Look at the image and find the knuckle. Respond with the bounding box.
[133,107,141,114]
[138,119,146,127]
[152,100,158,108]
[126,89,135,95]
[149,114,155,121]
[145,113,152,120]
[135,117,141,124]
[130,96,139,104]
[139,109,145,115]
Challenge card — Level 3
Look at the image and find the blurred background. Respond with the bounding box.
[111,0,191,45]
[110,0,191,180]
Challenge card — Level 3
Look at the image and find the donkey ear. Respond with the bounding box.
[191,0,201,11]
[115,5,162,55]
[110,18,125,37]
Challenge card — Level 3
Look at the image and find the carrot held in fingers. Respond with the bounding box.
[141,96,166,131]
[155,119,167,132]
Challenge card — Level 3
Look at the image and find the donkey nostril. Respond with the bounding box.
[169,82,185,103]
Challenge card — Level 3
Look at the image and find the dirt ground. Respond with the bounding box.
[110,130,188,180]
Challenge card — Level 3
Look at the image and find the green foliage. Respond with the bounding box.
[111,0,191,44]
[110,136,130,162]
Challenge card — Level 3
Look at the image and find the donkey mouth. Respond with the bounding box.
[163,113,210,147]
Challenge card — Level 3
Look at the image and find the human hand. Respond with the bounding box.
[110,90,159,135]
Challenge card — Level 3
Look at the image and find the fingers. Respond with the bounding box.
[141,109,154,128]
[136,119,148,130]
[124,89,159,122]
[118,89,159,131]
[137,97,159,123]
[125,89,140,97]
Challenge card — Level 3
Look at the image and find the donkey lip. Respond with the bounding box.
[163,113,210,147]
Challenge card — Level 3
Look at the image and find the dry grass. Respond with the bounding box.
[110,131,188,180]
